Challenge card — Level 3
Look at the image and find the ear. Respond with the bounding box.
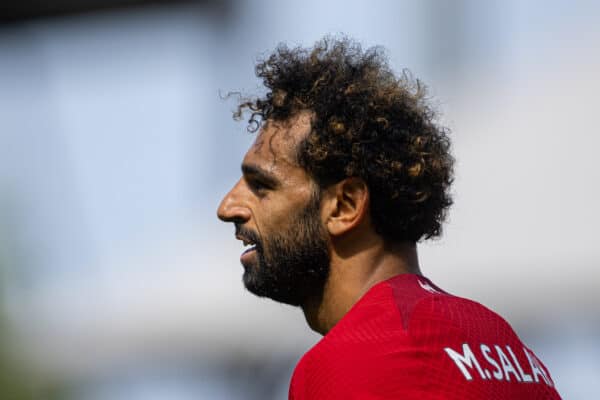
[322,178,370,236]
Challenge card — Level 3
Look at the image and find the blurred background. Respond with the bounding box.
[1,0,598,398]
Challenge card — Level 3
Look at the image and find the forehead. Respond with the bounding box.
[242,112,312,174]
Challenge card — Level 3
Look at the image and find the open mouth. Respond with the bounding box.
[242,244,257,255]
[239,236,259,256]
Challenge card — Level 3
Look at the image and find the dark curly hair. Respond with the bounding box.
[235,36,454,242]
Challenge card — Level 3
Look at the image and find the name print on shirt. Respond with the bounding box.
[444,343,554,387]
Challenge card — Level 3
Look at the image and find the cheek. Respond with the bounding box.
[256,207,287,233]
[251,201,285,235]
[255,182,318,227]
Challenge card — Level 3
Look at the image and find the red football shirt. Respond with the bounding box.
[289,274,561,399]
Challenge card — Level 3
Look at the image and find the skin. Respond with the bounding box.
[217,111,422,335]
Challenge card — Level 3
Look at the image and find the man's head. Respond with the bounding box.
[218,36,453,306]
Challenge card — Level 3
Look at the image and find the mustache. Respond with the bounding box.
[235,224,262,249]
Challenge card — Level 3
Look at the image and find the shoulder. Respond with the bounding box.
[290,276,457,386]
[290,274,562,399]
[386,274,517,341]
[388,275,561,397]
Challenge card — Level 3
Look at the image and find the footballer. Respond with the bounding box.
[217,36,562,399]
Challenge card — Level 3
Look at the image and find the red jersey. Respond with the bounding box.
[289,274,561,399]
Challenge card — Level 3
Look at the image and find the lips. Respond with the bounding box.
[242,244,257,255]
[235,228,261,262]
[239,240,259,265]
[236,234,258,250]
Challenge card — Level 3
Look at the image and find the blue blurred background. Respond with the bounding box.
[1,0,598,398]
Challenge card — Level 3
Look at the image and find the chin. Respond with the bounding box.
[243,273,303,307]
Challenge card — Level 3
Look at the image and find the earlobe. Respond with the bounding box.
[325,178,369,236]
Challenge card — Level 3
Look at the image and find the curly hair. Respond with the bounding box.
[235,36,454,242]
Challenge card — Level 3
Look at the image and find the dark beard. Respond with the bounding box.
[236,194,330,306]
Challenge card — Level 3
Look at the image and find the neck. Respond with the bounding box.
[301,238,420,335]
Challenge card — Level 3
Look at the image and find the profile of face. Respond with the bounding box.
[217,113,330,306]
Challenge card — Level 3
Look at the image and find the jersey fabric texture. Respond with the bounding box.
[289,274,561,399]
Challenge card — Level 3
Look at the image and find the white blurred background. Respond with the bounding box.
[0,0,598,398]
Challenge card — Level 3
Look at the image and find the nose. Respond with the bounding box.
[217,179,251,223]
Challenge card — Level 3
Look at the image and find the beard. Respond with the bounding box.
[235,194,330,306]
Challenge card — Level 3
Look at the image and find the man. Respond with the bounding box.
[217,37,561,399]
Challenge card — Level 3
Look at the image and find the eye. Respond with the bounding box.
[247,178,270,194]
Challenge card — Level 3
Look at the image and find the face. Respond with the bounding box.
[217,113,330,306]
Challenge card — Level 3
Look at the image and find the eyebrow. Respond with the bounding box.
[241,163,280,187]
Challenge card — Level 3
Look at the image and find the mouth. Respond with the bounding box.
[237,234,259,257]
[242,243,257,255]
